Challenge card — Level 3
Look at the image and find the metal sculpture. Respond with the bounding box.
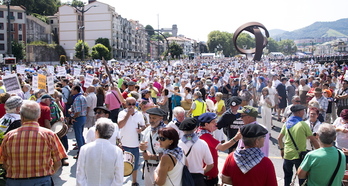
[233,22,269,61]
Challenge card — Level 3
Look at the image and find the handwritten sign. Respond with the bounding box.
[47,75,55,94]
[57,66,66,77]
[38,74,46,90]
[3,74,21,94]
[84,73,94,88]
[74,68,81,77]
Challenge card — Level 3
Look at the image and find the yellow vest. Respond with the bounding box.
[192,100,206,117]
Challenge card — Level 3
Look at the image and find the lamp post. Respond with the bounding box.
[6,0,11,56]
[75,4,97,61]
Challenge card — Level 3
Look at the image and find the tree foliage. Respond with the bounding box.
[70,0,84,7]
[10,0,59,15]
[95,38,111,53]
[145,25,155,37]
[91,44,111,60]
[12,40,25,60]
[207,31,235,57]
[74,40,90,60]
[278,39,297,55]
[60,55,67,66]
[267,38,279,53]
[166,42,183,59]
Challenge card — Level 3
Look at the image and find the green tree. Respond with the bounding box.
[74,40,90,60]
[234,33,255,52]
[207,31,235,56]
[278,39,297,55]
[70,0,84,7]
[166,42,183,59]
[145,25,155,37]
[95,38,111,54]
[91,44,111,60]
[12,40,25,60]
[267,38,279,53]
[10,0,59,15]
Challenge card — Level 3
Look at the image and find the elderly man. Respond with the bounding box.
[77,118,123,186]
[197,112,241,186]
[1,100,67,185]
[237,105,270,156]
[139,107,167,186]
[85,86,97,128]
[221,124,277,186]
[178,117,213,186]
[335,80,348,116]
[277,104,320,186]
[0,96,23,133]
[311,87,329,120]
[297,124,345,186]
[217,96,243,153]
[118,97,146,186]
[39,94,53,129]
[166,106,185,138]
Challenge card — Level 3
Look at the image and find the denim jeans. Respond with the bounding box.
[283,159,306,186]
[60,135,68,152]
[6,176,52,186]
[73,116,86,151]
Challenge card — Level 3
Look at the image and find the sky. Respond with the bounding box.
[62,0,348,42]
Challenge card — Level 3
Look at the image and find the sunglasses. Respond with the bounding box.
[95,111,104,115]
[241,114,248,118]
[156,136,169,141]
[127,103,136,106]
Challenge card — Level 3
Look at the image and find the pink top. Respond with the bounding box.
[105,90,122,110]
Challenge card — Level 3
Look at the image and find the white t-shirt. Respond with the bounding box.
[166,121,184,138]
[118,110,145,147]
[333,117,348,149]
[178,139,213,174]
[85,123,120,145]
[86,92,97,116]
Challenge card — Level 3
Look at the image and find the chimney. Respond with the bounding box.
[88,0,96,4]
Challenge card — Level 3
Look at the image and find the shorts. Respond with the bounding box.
[123,146,140,171]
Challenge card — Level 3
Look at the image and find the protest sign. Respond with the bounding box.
[84,74,94,88]
[32,75,38,91]
[47,75,55,94]
[38,74,46,90]
[3,74,21,94]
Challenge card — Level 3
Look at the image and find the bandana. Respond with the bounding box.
[151,121,166,132]
[286,116,303,129]
[234,147,265,174]
[181,133,198,143]
[164,147,183,161]
[196,127,212,138]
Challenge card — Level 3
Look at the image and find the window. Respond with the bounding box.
[0,23,3,30]
[19,34,22,41]
[18,12,22,19]
[18,24,22,31]
[0,11,3,18]
[50,20,53,24]
[10,24,14,31]
[9,12,13,17]
[0,34,4,41]
[0,44,4,50]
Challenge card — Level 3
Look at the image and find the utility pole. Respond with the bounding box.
[6,0,11,56]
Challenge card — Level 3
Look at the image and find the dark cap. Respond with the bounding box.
[228,96,242,106]
[198,113,217,124]
[179,118,198,131]
[127,81,136,86]
[141,89,150,95]
[93,106,111,114]
[290,104,306,112]
[241,123,268,138]
[146,107,167,116]
[237,105,258,117]
[340,109,348,120]
[41,94,53,100]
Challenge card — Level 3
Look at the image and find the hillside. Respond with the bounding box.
[272,18,348,40]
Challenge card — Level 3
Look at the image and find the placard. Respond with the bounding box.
[84,74,94,88]
[16,65,25,74]
[74,68,81,77]
[57,66,66,77]
[47,75,55,94]
[3,74,21,94]
[47,65,54,75]
[32,75,38,91]
[38,74,46,90]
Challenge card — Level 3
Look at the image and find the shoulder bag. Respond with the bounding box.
[287,128,309,161]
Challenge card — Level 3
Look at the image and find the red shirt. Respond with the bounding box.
[199,132,219,179]
[38,102,51,128]
[222,152,277,186]
[0,103,6,118]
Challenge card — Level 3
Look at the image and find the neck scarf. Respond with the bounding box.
[286,116,303,129]
[164,147,183,161]
[151,121,165,132]
[181,133,198,143]
[234,147,265,174]
[173,118,181,128]
[196,127,212,138]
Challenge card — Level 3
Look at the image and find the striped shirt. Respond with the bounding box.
[0,121,67,178]
[337,88,348,107]
[72,94,87,117]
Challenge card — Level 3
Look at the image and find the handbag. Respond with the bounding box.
[287,128,309,161]
[180,100,192,110]
[167,154,194,186]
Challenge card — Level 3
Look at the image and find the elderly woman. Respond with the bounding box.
[214,92,227,142]
[77,118,123,186]
[187,91,206,119]
[154,127,184,186]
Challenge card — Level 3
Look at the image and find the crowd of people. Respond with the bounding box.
[0,57,347,185]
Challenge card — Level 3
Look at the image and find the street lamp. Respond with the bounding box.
[6,0,11,56]
[75,4,97,61]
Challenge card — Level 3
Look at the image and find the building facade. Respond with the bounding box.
[26,15,53,44]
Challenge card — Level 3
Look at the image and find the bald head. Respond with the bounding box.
[87,86,95,93]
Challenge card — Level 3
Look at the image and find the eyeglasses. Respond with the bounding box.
[95,112,104,115]
[127,103,136,106]
[295,100,301,102]
[156,136,169,141]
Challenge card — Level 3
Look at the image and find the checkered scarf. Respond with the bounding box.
[164,147,183,161]
[151,121,166,132]
[181,133,198,143]
[234,147,265,174]
[196,127,212,138]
